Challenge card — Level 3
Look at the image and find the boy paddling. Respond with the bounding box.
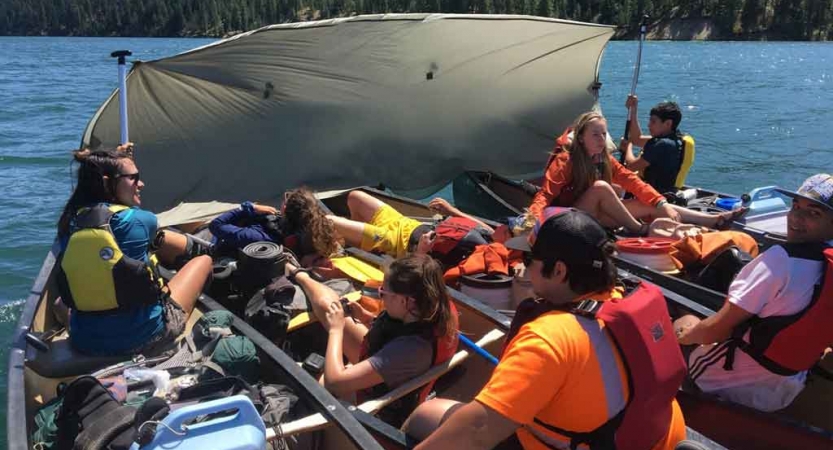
[622,95,693,195]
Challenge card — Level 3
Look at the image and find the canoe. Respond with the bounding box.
[318,186,833,450]
[8,239,391,450]
[452,170,789,246]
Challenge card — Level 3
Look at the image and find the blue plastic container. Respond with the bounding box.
[715,197,741,210]
[131,395,266,450]
[744,186,788,217]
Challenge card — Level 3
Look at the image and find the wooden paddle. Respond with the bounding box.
[269,328,505,440]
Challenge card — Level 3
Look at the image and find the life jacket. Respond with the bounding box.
[57,204,165,313]
[724,244,833,376]
[504,280,686,450]
[426,217,491,268]
[356,303,459,427]
[672,134,695,190]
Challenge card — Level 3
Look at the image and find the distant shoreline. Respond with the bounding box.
[3,14,829,42]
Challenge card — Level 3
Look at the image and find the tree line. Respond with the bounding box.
[1,0,830,40]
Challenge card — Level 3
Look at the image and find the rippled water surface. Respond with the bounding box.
[1,37,831,441]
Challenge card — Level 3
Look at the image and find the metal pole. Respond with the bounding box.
[623,15,649,142]
[111,50,132,145]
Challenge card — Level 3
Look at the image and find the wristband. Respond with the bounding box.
[655,199,668,209]
[287,267,312,283]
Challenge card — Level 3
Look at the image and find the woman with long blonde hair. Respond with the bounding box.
[527,111,740,234]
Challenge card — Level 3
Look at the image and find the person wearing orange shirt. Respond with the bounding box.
[526,111,742,235]
[405,208,686,450]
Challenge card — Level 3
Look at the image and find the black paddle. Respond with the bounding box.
[620,15,650,163]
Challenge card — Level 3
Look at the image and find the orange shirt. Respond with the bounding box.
[475,301,686,450]
[528,152,665,220]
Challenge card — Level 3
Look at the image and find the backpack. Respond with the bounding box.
[430,217,491,268]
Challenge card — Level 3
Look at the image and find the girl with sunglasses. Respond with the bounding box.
[286,254,459,426]
[56,144,212,356]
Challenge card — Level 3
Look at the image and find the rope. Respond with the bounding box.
[136,420,189,439]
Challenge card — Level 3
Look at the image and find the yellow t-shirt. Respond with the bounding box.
[476,303,686,450]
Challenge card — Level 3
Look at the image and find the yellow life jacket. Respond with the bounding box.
[673,134,696,189]
[58,204,164,313]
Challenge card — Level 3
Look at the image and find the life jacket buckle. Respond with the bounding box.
[571,299,601,317]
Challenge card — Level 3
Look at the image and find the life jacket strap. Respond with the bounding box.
[532,408,624,450]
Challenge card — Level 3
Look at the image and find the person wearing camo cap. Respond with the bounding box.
[676,173,833,412]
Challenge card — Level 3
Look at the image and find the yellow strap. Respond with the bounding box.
[287,291,363,332]
[330,256,384,283]
[674,135,696,188]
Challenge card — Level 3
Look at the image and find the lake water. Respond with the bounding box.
[1,37,832,441]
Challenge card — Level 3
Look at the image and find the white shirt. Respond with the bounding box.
[687,245,824,412]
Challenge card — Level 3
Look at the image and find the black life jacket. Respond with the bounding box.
[356,307,458,427]
[724,243,833,376]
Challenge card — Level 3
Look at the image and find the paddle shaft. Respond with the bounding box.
[111,50,132,145]
[458,333,499,365]
[623,16,649,144]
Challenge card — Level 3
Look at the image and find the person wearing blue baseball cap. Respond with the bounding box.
[676,173,833,414]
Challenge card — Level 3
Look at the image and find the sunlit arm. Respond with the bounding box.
[414,401,519,450]
[678,301,753,346]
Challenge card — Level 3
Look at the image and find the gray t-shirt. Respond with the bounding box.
[366,335,434,387]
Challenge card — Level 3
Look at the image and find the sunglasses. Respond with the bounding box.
[522,252,534,266]
[378,286,406,299]
[115,172,141,184]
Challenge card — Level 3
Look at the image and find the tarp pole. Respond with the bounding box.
[623,15,649,143]
[111,50,132,145]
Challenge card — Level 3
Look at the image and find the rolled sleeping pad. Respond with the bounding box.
[237,241,287,296]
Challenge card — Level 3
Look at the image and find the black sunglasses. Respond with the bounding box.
[115,172,141,184]
[522,252,534,266]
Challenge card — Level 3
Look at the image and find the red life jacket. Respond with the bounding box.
[429,217,490,268]
[504,280,686,450]
[725,245,833,376]
[356,303,459,426]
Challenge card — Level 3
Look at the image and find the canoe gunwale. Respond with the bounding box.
[8,240,59,450]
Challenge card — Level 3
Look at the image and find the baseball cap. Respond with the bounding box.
[775,174,833,214]
[505,207,612,269]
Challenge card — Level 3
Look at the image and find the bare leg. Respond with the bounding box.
[296,272,369,364]
[671,205,744,228]
[573,180,644,233]
[402,398,464,438]
[346,190,386,222]
[328,215,368,249]
[166,254,212,316]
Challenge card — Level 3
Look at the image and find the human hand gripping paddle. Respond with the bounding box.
[620,15,650,163]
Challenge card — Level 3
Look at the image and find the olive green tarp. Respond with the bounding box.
[83,14,614,213]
